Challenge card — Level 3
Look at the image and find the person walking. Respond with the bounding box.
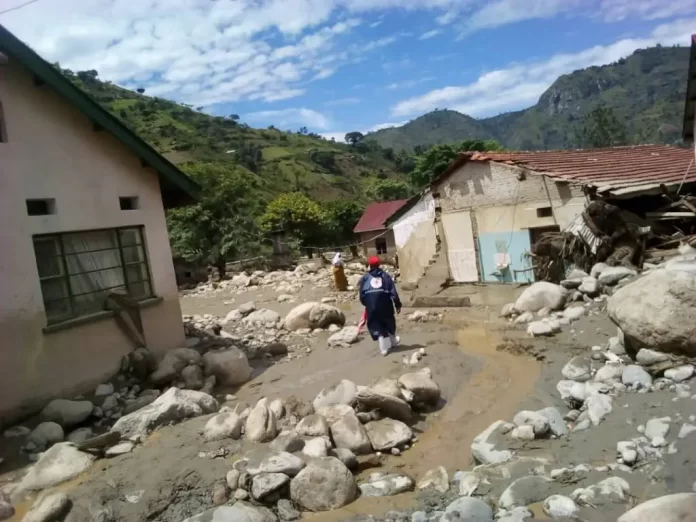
[359,256,402,356]
[332,251,348,291]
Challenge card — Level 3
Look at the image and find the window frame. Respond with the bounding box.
[536,206,553,218]
[33,225,155,325]
[375,237,388,255]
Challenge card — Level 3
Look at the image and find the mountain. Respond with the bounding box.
[63,70,402,204]
[369,46,690,152]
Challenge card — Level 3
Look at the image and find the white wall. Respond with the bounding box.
[393,194,435,248]
[392,193,438,284]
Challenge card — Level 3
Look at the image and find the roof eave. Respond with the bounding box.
[0,25,200,204]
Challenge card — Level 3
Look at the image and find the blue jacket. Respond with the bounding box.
[359,268,402,317]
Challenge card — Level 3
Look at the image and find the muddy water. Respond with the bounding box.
[308,321,541,521]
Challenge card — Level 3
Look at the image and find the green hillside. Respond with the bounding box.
[62,69,403,203]
[370,46,690,152]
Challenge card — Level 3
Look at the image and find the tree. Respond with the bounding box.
[578,105,628,148]
[365,179,411,201]
[76,70,99,83]
[345,131,364,145]
[409,144,458,187]
[382,147,395,161]
[136,88,146,94]
[324,200,364,243]
[298,126,308,135]
[167,163,261,279]
[309,150,337,171]
[229,114,240,121]
[260,192,327,247]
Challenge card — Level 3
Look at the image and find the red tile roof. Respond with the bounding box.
[353,199,409,233]
[435,145,696,197]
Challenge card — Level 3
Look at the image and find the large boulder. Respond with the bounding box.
[499,476,555,510]
[15,443,96,494]
[40,399,93,428]
[313,380,358,411]
[442,497,493,522]
[22,492,71,522]
[290,457,356,512]
[364,419,413,451]
[182,502,277,522]
[28,422,64,450]
[204,412,244,441]
[252,473,290,501]
[356,388,412,422]
[598,266,637,286]
[514,283,567,313]
[608,269,696,356]
[471,420,514,465]
[417,466,449,493]
[316,404,355,425]
[327,327,360,348]
[295,414,329,437]
[617,493,696,522]
[359,474,414,497]
[150,347,201,385]
[245,450,306,477]
[244,309,281,327]
[398,368,441,404]
[561,356,592,382]
[112,387,218,438]
[285,302,346,332]
[245,403,278,442]
[330,414,372,455]
[202,348,252,386]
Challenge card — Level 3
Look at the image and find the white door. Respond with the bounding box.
[442,211,478,282]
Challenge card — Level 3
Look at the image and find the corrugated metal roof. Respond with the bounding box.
[353,199,409,233]
[460,145,695,197]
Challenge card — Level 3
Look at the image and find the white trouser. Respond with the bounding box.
[378,335,399,354]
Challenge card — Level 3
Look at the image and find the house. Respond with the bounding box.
[0,26,199,422]
[683,33,696,153]
[392,145,696,285]
[353,199,408,259]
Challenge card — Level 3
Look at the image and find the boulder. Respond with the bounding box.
[499,476,555,510]
[182,502,277,522]
[585,394,613,426]
[252,473,290,501]
[398,368,441,404]
[105,441,134,457]
[316,404,355,425]
[514,282,567,313]
[543,495,579,519]
[66,427,93,445]
[591,262,609,278]
[365,419,413,451]
[181,365,204,390]
[471,420,514,465]
[295,414,329,437]
[417,466,449,493]
[561,356,592,382]
[244,309,281,327]
[622,365,652,389]
[94,383,114,397]
[263,343,289,357]
[572,477,630,505]
[617,441,639,466]
[329,448,358,470]
[598,266,637,286]
[150,347,201,385]
[501,303,517,317]
[537,407,568,437]
[514,312,534,324]
[359,474,414,497]
[238,301,257,316]
[112,388,218,439]
[28,422,64,449]
[285,302,346,332]
[455,472,480,497]
[246,450,306,477]
[497,507,533,521]
[269,399,285,420]
[356,388,412,422]
[512,411,549,437]
[0,492,13,520]
[327,326,360,347]
[563,306,585,321]
[330,414,372,455]
[579,276,599,295]
[40,399,93,428]
[289,457,356,512]
[22,492,71,522]
[313,380,358,411]
[371,378,402,398]
[204,412,244,441]
[665,365,695,383]
[16,443,96,494]
[202,348,251,387]
[526,321,556,337]
[594,363,624,383]
[245,403,278,443]
[270,433,305,453]
[636,349,670,366]
[302,437,331,458]
[617,493,696,522]
[608,269,696,356]
[441,497,493,522]
[277,499,301,522]
[511,426,534,440]
[645,417,671,440]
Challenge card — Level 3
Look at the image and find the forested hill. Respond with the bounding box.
[369,45,689,152]
[61,69,409,204]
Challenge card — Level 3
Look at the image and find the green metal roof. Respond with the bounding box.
[0,25,199,207]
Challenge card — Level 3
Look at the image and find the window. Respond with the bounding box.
[375,238,388,255]
[119,196,139,210]
[33,227,153,324]
[536,206,553,218]
[26,198,56,216]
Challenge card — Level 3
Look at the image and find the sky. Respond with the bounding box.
[2,0,696,142]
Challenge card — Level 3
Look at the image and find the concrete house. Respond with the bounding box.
[0,26,199,421]
[353,199,408,259]
[392,145,695,285]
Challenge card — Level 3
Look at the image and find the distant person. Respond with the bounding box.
[332,251,348,291]
[359,256,402,356]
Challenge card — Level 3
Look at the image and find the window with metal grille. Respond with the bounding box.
[33,226,153,324]
[375,238,388,255]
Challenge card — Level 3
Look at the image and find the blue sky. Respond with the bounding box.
[3,0,696,142]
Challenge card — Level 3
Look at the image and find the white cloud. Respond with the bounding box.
[392,18,696,118]
[324,97,362,106]
[386,77,436,89]
[419,29,443,40]
[462,0,584,33]
[245,107,331,129]
[600,0,696,21]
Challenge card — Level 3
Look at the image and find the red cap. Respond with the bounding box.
[368,256,380,267]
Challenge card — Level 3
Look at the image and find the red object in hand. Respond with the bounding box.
[358,309,367,333]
